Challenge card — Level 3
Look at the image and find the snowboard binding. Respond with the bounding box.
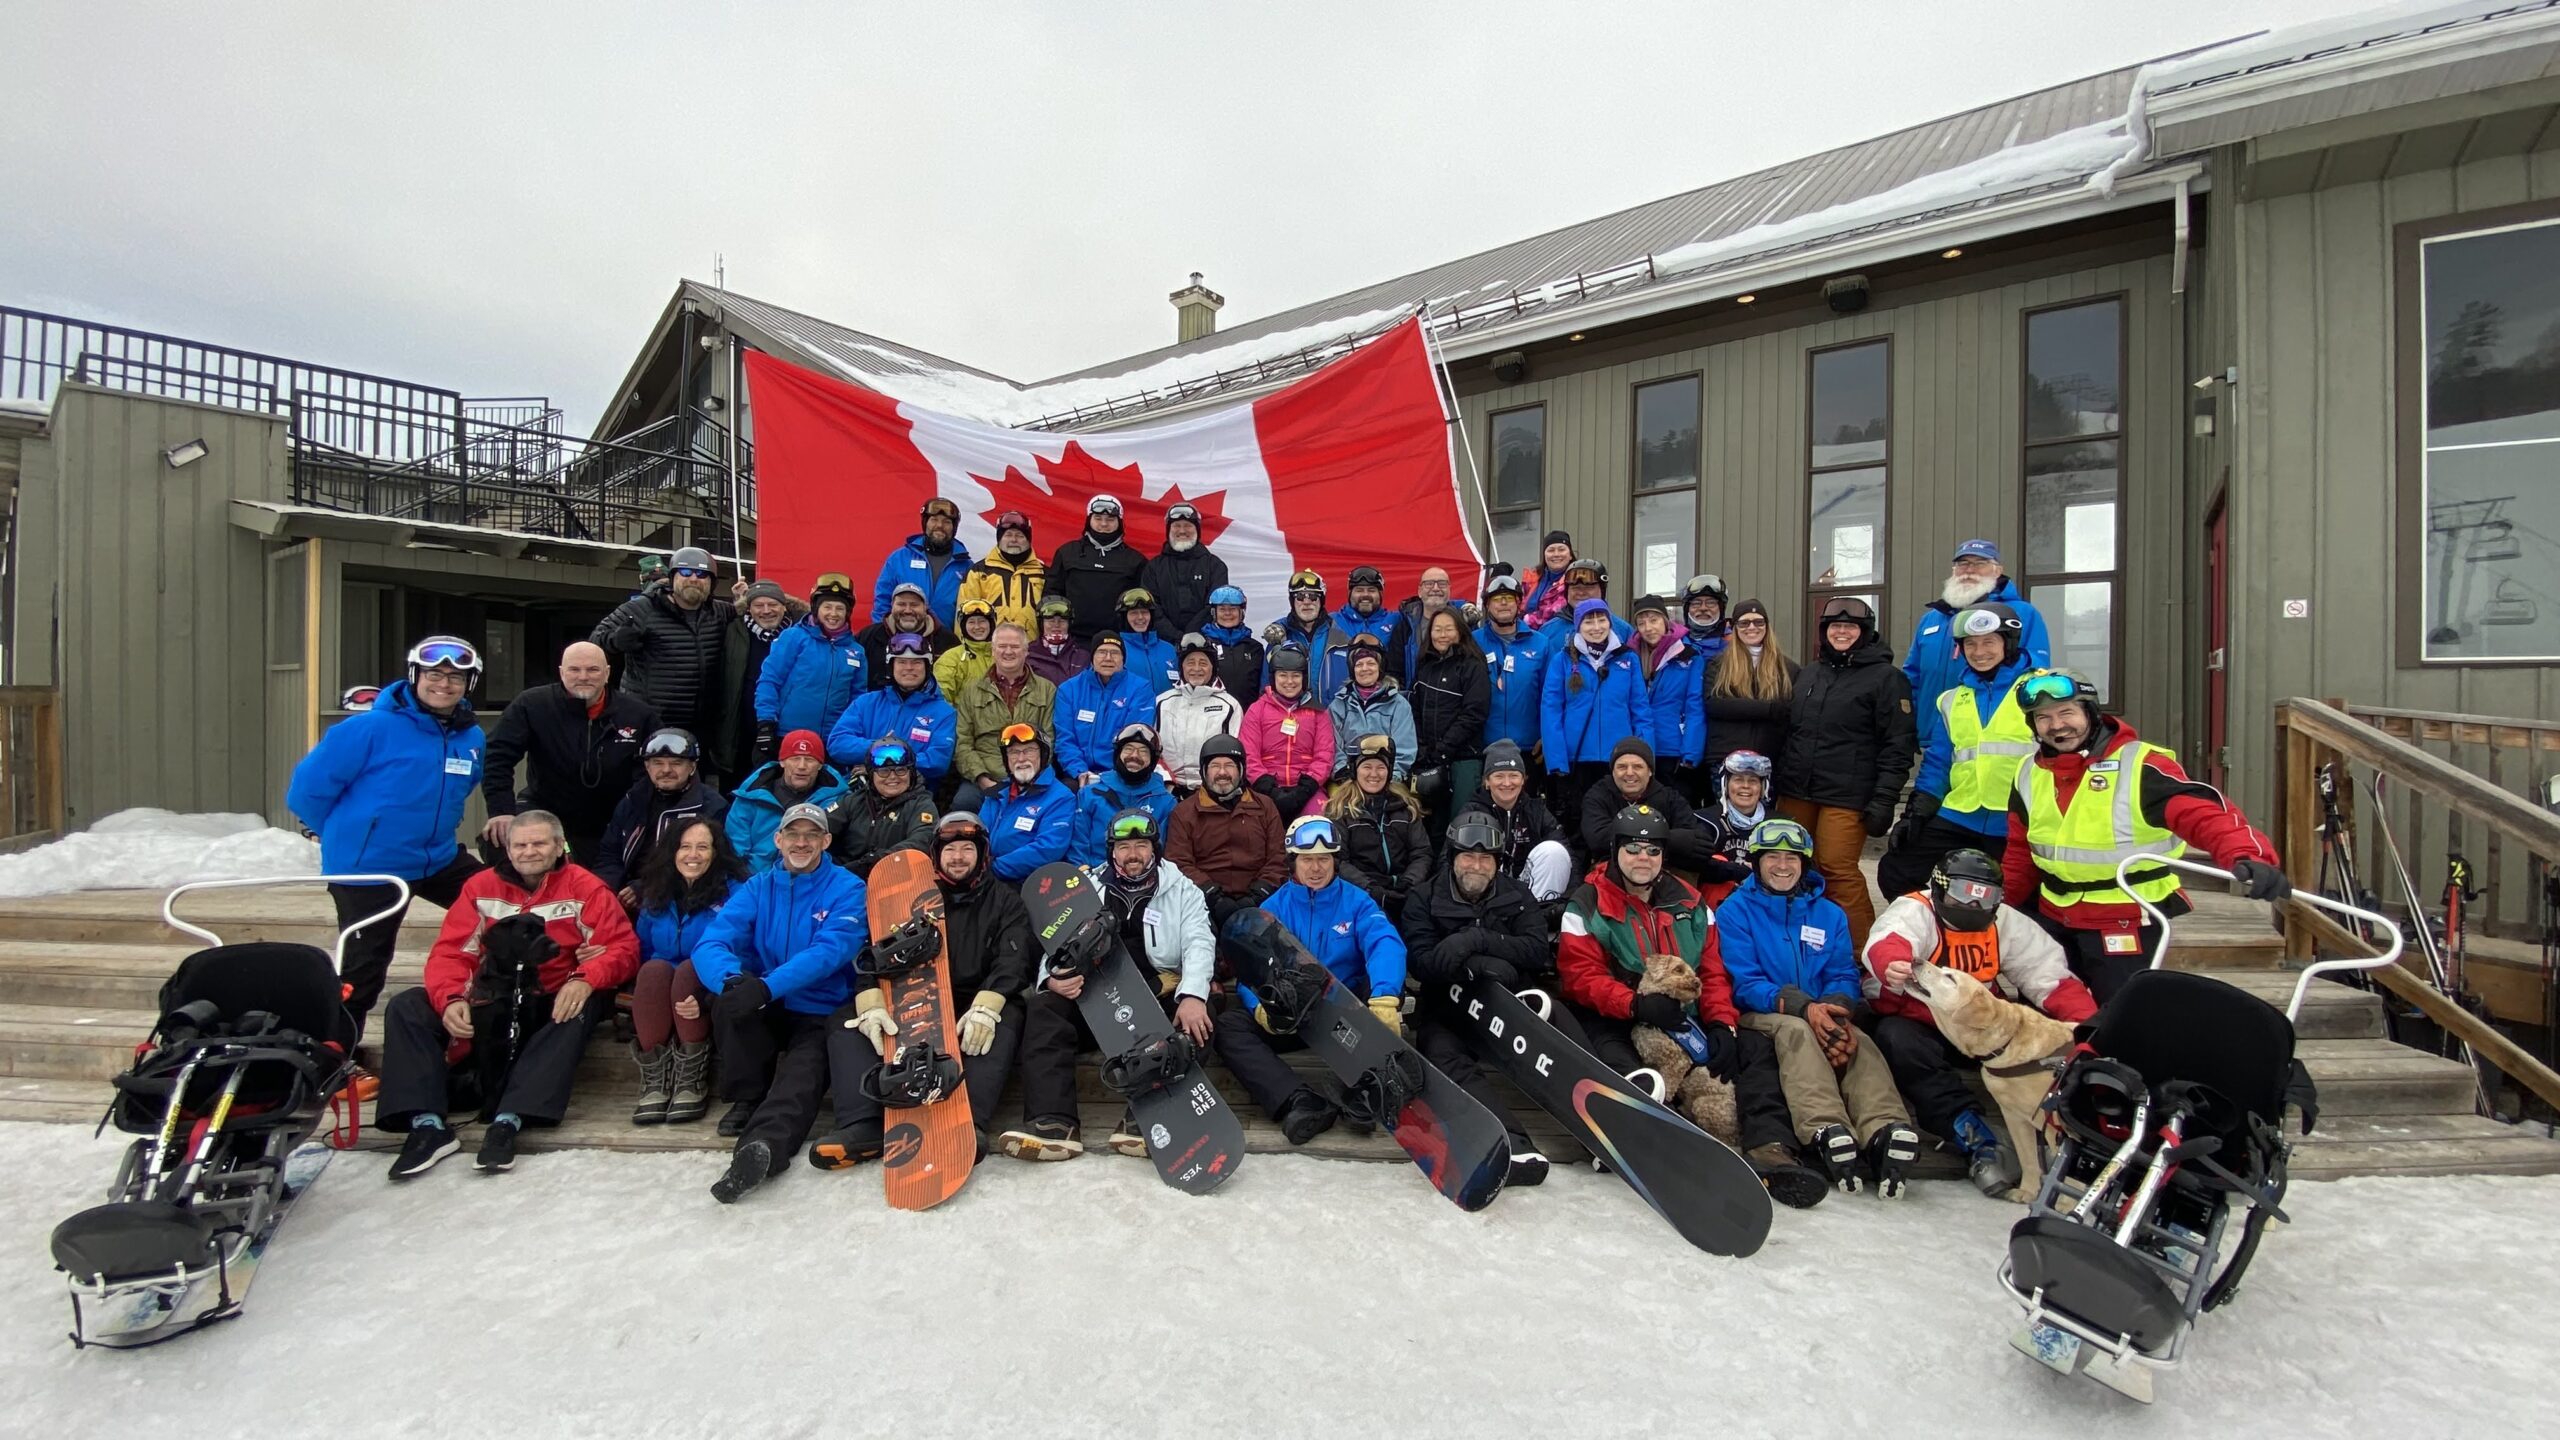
[1254,961,1328,1035]
[864,1041,963,1109]
[1097,1031,1198,1098]
[865,916,944,978]
[1043,915,1113,983]
[1339,1048,1427,1131]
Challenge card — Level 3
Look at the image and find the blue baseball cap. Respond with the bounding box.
[1953,538,2002,563]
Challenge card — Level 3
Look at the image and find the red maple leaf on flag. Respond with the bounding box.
[972,440,1231,555]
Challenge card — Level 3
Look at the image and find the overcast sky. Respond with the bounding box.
[7,0,2369,431]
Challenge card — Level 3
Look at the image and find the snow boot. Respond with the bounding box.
[1948,1109,2019,1198]
[1274,1088,1338,1147]
[807,1121,883,1171]
[387,1123,458,1181]
[999,1117,1084,1161]
[711,1140,775,1204]
[715,1100,756,1138]
[1866,1122,1922,1199]
[1506,1148,1552,1188]
[1745,1142,1829,1210]
[631,1043,673,1126]
[473,1119,520,1174]
[665,1042,712,1124]
[1809,1123,1863,1195]
[1107,1105,1148,1158]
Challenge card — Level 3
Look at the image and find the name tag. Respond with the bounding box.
[1798,924,1827,948]
[1920,623,1942,637]
[1143,904,1162,930]
[444,757,473,775]
[1013,814,1038,832]
[2103,932,2143,954]
[1078,709,1097,723]
[909,727,932,743]
[846,653,861,666]
[909,559,926,569]
[1502,654,1516,673]
[1279,718,1297,736]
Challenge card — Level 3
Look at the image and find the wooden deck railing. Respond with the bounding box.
[2274,697,2560,1115]
[0,687,64,853]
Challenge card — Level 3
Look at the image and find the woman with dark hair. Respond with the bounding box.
[1406,607,1489,847]
[1521,531,1578,630]
[1703,599,1799,781]
[627,819,750,1126]
[1326,734,1432,916]
[1775,596,1915,951]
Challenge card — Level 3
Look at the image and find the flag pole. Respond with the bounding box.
[1418,304,1497,574]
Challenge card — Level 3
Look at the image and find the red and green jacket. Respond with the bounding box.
[1557,863,1738,1027]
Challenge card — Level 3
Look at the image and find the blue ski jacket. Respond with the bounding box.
[1052,666,1159,782]
[1327,681,1418,781]
[687,857,870,1016]
[1539,636,1650,773]
[1636,633,1710,768]
[286,679,482,881]
[827,678,959,780]
[755,615,869,735]
[1538,609,1632,651]
[1902,577,2051,717]
[725,761,854,872]
[981,771,1076,882]
[633,889,734,964]
[1473,620,1554,754]
[1247,877,1408,1007]
[1068,768,1178,867]
[1117,628,1181,695]
[1332,602,1399,649]
[1715,871,1862,1016]
[871,533,972,628]
[1914,653,2035,839]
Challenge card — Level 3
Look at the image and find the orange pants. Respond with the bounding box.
[1776,797,1879,950]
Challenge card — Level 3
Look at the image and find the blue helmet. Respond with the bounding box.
[1208,585,1247,609]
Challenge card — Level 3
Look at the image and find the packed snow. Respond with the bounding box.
[0,1119,2548,1437]
[0,809,316,899]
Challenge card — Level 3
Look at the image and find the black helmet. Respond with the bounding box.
[1446,811,1506,855]
[1198,733,1247,773]
[1178,631,1218,665]
[1951,602,2023,665]
[1930,848,2004,932]
[933,811,990,869]
[1105,807,1162,849]
[1819,595,1876,642]
[1611,803,1670,847]
[1348,565,1384,590]
[1683,573,1729,609]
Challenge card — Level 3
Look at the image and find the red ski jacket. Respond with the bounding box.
[2003,717,2278,936]
[423,861,641,1013]
[1557,863,1739,1027]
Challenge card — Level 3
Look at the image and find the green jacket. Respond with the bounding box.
[953,670,1057,785]
[934,638,994,701]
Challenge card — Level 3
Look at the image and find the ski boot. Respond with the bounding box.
[1808,1123,1863,1195]
[807,1121,883,1170]
[1865,1121,1922,1199]
[1948,1109,2020,1198]
[711,1140,778,1204]
[1744,1143,1829,1209]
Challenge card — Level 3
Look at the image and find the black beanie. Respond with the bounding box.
[1611,736,1655,767]
[1542,529,1571,550]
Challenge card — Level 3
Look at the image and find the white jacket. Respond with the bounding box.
[1154,683,1243,789]
[1859,893,2081,1016]
[1127,861,1216,1001]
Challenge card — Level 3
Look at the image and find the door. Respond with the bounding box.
[2204,489,2229,793]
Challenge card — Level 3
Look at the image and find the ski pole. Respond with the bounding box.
[2367,774,2454,994]
[163,1052,249,1205]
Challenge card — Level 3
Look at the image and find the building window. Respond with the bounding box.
[2022,298,2124,691]
[1807,340,1890,638]
[2402,211,2560,662]
[1487,404,1546,575]
[1631,375,1700,597]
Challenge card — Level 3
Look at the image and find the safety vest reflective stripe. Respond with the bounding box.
[1940,682,2036,816]
[2015,742,2188,906]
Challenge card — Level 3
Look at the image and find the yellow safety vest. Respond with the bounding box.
[2015,741,2188,908]
[1938,679,2036,817]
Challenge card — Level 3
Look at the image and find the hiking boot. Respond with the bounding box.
[1107,1105,1149,1158]
[807,1122,883,1171]
[1809,1123,1863,1195]
[1745,1142,1829,1210]
[998,1117,1084,1161]
[1274,1089,1337,1147]
[1506,1149,1552,1188]
[473,1119,521,1173]
[1866,1122,1922,1199]
[711,1140,775,1204]
[715,1100,756,1138]
[387,1124,458,1181]
[665,1042,712,1124]
[1949,1109,2019,1199]
[631,1043,673,1126]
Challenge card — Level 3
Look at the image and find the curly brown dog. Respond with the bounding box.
[1627,953,1740,1147]
[1901,963,2075,1201]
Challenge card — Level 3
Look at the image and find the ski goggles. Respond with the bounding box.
[921,498,961,521]
[1720,750,1772,778]
[812,571,853,594]
[999,722,1043,749]
[339,684,381,710]
[2017,668,2097,710]
[1208,585,1246,608]
[1954,606,2011,638]
[1287,570,1325,594]
[885,634,932,659]
[406,637,481,672]
[670,564,713,578]
[867,739,914,770]
[1746,818,1815,857]
[1165,503,1201,525]
[1445,814,1506,854]
[1107,811,1160,844]
[1349,566,1384,589]
[641,728,700,760]
[1938,875,2002,911]
[995,510,1032,535]
[1284,816,1342,854]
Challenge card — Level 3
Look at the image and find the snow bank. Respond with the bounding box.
[0,1119,2549,1437]
[0,808,317,898]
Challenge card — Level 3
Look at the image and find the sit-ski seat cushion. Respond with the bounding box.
[2009,1214,2186,1354]
[50,1201,220,1285]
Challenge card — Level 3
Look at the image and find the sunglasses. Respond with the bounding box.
[1732,616,1768,629]
[671,566,712,579]
[1619,842,1665,859]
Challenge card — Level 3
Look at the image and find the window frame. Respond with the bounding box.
[1486,401,1548,574]
[1628,368,1710,599]
[1803,337,1894,634]
[2392,197,2560,668]
[2018,294,2129,698]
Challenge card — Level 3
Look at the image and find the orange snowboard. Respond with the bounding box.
[865,848,976,1211]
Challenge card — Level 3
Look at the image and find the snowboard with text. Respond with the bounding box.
[1219,908,1509,1212]
[1022,862,1242,1195]
[1446,976,1771,1257]
[865,848,976,1211]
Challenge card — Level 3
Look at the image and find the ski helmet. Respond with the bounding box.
[956,597,996,637]
[1165,502,1202,530]
[1683,573,1729,612]
[404,635,483,691]
[810,571,857,612]
[1351,733,1396,776]
[1197,732,1247,780]
[1178,631,1218,666]
[1566,558,1608,587]
[1287,569,1326,600]
[1037,594,1073,622]
[994,509,1033,543]
[933,811,990,871]
[1446,811,1506,855]
[1106,807,1162,850]
[1930,848,2005,932]
[1818,595,1876,643]
[1207,585,1247,611]
[1348,565,1384,591]
[2017,666,2101,720]
[998,721,1051,770]
[1285,815,1343,855]
[1268,644,1309,675]
[1951,602,2022,665]
[1745,817,1815,860]
[920,496,961,525]
[1113,722,1161,771]
[1612,803,1671,849]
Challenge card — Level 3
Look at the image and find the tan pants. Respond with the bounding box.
[1740,1010,1911,1145]
[1775,797,1880,949]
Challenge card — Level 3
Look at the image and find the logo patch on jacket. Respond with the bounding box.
[1331,920,1353,936]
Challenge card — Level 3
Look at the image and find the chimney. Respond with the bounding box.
[1170,272,1224,343]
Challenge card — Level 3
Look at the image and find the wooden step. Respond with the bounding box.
[0,940,431,1010]
[2289,1113,2560,1179]
[0,888,448,948]
[2189,969,2386,1040]
[2294,1038,2485,1117]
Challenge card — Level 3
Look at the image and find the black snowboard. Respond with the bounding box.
[1022,863,1243,1195]
[1218,908,1509,1212]
[1444,976,1772,1257]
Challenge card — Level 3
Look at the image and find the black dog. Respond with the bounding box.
[461,914,559,1121]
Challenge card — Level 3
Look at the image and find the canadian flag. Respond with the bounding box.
[743,316,1481,624]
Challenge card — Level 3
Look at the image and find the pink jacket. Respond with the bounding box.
[1241,688,1334,797]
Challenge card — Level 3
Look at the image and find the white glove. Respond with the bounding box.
[845,989,898,1051]
[958,990,1006,1057]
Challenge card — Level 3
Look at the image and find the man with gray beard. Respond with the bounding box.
[1901,539,2051,717]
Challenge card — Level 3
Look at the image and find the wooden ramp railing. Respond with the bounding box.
[0,687,63,854]
[2274,697,2560,1118]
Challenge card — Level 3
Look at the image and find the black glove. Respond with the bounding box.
[1428,933,1478,977]
[1699,1021,1742,1082]
[1888,793,1940,850]
[721,973,772,1013]
[753,721,779,765]
[2231,857,2292,902]
[1862,802,1896,838]
[1630,993,1686,1031]
[604,621,646,655]
[1471,954,1522,990]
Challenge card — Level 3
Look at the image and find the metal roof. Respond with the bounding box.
[685,282,1021,389]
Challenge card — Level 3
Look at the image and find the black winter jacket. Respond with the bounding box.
[1776,632,1917,817]
[936,864,1036,999]
[1407,645,1491,769]
[836,786,938,873]
[1703,659,1799,774]
[710,614,785,778]
[482,684,659,844]
[1448,783,1566,879]
[1401,866,1553,989]
[592,586,734,733]
[1139,543,1230,640]
[1047,530,1148,641]
[1334,788,1432,915]
[593,777,730,890]
[1577,777,1721,874]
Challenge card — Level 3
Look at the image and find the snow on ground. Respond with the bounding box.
[0,1123,2548,1439]
[0,810,317,899]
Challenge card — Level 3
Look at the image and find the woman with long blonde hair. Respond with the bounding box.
[1703,599,1798,783]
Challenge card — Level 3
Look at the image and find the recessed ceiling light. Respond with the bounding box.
[1568,332,1586,341]
[1941,247,1964,259]
[1735,293,1757,304]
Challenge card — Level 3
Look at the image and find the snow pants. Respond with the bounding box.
[1874,817,2007,906]
[721,1010,835,1157]
[1775,798,1879,950]
[1567,1005,1798,1154]
[2035,912,2165,1007]
[1016,983,1184,1129]
[823,997,1020,1144]
[329,851,483,1040]
[1739,1010,1911,1145]
[375,983,611,1131]
[1868,1015,1981,1139]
